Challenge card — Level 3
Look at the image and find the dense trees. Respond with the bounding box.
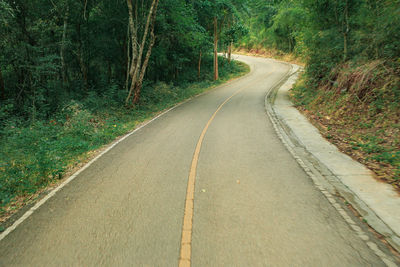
[1,0,399,132]
[239,0,400,82]
[0,0,245,124]
[240,0,400,186]
[7,0,398,124]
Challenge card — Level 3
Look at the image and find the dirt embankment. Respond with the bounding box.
[291,60,400,191]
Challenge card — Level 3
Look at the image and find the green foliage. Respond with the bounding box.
[239,0,400,74]
[269,5,305,52]
[1,0,243,119]
[0,1,14,24]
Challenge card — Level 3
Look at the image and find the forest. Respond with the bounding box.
[239,0,400,188]
[0,0,249,211]
[0,0,399,213]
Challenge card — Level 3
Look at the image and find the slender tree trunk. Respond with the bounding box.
[125,0,158,105]
[32,88,36,123]
[343,32,347,61]
[343,0,349,62]
[78,50,88,90]
[373,2,380,59]
[0,68,5,100]
[132,30,156,104]
[60,5,69,86]
[227,17,232,63]
[125,23,131,91]
[127,0,138,76]
[213,17,219,81]
[76,22,88,90]
[132,1,158,105]
[228,41,232,63]
[107,61,112,84]
[198,50,202,79]
[83,0,88,20]
[222,46,226,68]
[84,3,91,90]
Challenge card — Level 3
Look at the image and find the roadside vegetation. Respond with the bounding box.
[0,56,248,220]
[291,62,400,189]
[0,0,250,219]
[237,0,400,190]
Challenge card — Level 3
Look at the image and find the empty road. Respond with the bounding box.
[0,55,395,266]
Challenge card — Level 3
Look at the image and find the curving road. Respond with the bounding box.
[0,55,393,266]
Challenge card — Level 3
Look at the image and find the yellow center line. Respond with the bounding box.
[178,87,246,267]
[178,65,292,266]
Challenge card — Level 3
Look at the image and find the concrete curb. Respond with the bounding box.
[265,64,400,254]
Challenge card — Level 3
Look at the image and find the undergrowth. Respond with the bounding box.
[0,59,249,218]
[291,60,400,189]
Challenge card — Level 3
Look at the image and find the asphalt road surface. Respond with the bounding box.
[0,55,394,266]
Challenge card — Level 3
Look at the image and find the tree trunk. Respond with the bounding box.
[107,61,112,84]
[76,23,88,90]
[228,41,232,63]
[125,23,131,91]
[60,5,69,86]
[127,0,138,76]
[83,0,88,19]
[373,2,380,59]
[125,0,158,105]
[343,32,347,61]
[227,18,232,63]
[198,50,202,79]
[132,30,156,105]
[343,0,349,62]
[79,52,88,90]
[213,17,219,81]
[0,68,5,100]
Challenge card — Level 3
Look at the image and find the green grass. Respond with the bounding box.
[0,60,249,214]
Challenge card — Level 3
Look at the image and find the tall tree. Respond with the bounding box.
[125,0,159,105]
[194,0,240,80]
[0,1,14,100]
[213,16,219,80]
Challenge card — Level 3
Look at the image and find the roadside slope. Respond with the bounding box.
[270,66,400,254]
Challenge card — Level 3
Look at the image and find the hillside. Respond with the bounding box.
[238,0,400,189]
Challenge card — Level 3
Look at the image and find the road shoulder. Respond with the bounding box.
[267,65,400,253]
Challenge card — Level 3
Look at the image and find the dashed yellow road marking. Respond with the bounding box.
[178,87,246,267]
